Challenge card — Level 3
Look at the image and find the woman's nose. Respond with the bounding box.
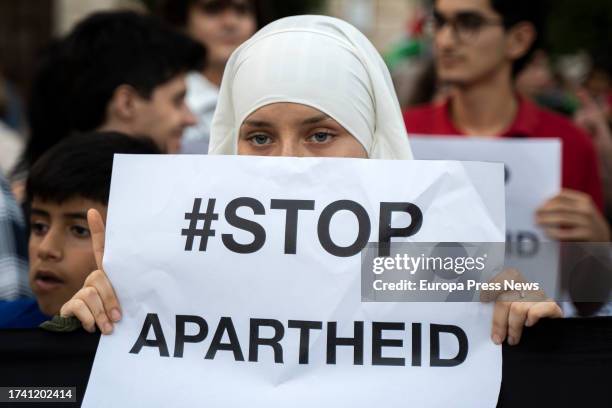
[278,140,301,157]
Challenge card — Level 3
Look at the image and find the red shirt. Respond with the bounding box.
[404,98,605,211]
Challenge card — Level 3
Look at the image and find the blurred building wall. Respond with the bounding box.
[326,0,418,52]
[0,0,53,99]
[53,0,145,36]
[54,0,419,51]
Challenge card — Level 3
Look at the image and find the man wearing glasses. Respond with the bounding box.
[404,0,610,244]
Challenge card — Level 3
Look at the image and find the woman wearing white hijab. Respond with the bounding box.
[61,16,561,346]
[209,15,413,160]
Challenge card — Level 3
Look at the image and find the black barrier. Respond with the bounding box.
[0,318,611,407]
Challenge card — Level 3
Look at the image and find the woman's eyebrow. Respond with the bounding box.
[301,114,331,125]
[242,114,331,128]
[242,119,273,127]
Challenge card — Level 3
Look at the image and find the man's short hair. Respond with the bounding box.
[26,132,160,206]
[61,10,204,132]
[490,0,547,76]
[158,0,264,29]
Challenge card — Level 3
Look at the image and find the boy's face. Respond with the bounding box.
[28,197,107,316]
[433,0,508,86]
[131,74,197,154]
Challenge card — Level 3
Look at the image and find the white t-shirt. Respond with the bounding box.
[0,122,23,177]
[181,72,219,154]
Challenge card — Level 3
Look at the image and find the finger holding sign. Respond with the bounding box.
[483,268,563,345]
[503,300,562,345]
[60,298,96,333]
[89,208,105,269]
[59,209,122,334]
[490,301,511,345]
[506,301,531,345]
[88,209,122,322]
[524,300,563,327]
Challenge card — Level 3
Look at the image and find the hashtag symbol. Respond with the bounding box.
[181,198,219,251]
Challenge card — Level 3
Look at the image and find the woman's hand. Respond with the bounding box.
[59,209,122,334]
[483,269,563,346]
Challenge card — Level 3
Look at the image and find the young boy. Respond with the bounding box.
[0,132,159,328]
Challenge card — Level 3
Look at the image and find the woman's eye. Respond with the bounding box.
[70,225,91,238]
[309,132,333,143]
[30,222,49,236]
[249,134,272,145]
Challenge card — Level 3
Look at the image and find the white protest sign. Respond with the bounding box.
[83,156,504,408]
[411,136,561,297]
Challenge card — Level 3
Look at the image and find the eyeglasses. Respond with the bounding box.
[427,10,505,42]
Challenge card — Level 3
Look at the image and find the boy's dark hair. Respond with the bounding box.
[490,0,547,76]
[18,11,204,175]
[158,0,265,30]
[64,10,204,132]
[27,132,160,206]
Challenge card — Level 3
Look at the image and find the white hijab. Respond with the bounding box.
[208,15,413,160]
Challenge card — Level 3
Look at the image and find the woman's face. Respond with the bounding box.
[237,103,368,158]
[187,0,257,67]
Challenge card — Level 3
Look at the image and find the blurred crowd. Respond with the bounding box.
[389,1,612,224]
[0,0,611,326]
